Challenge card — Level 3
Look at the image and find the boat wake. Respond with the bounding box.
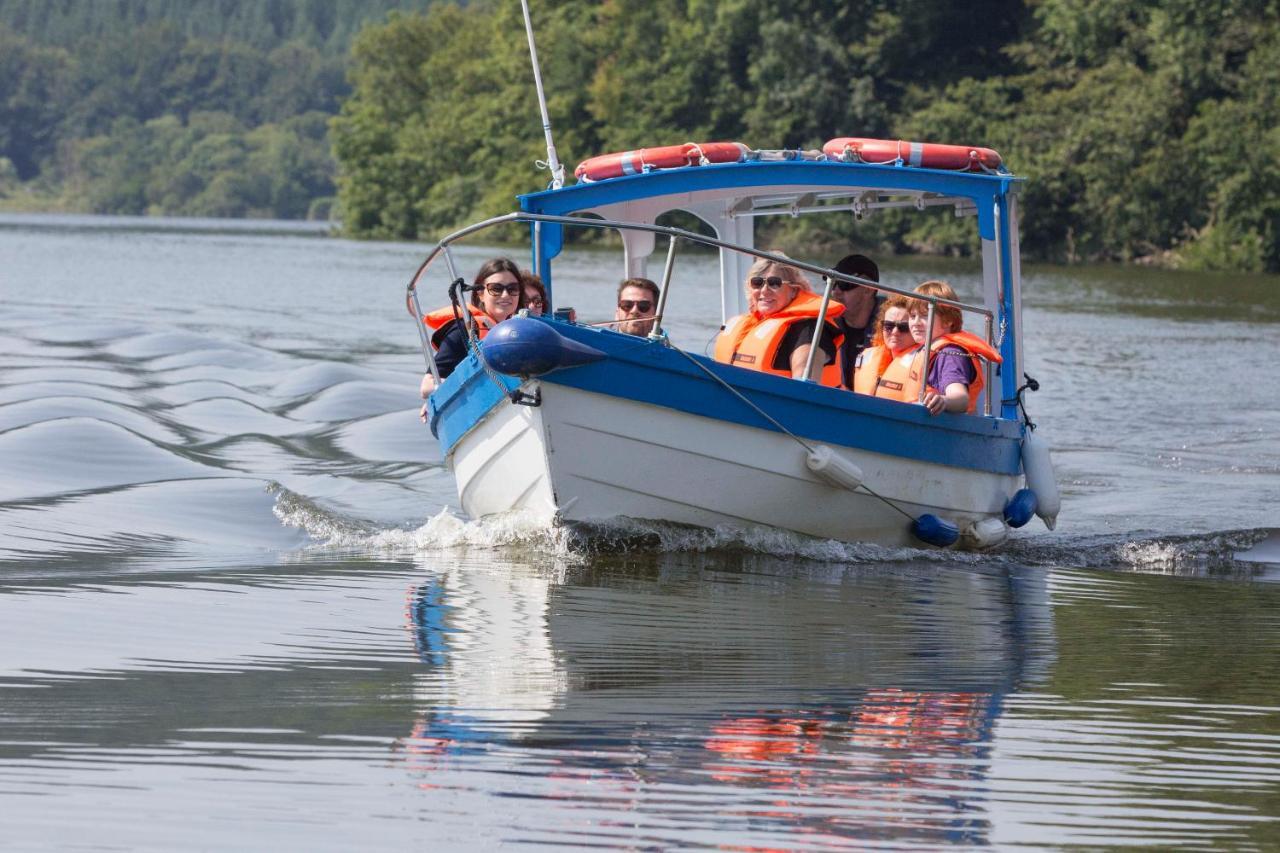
[272,485,1277,578]
[1003,527,1279,576]
[272,485,575,555]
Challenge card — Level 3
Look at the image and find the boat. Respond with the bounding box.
[409,139,1059,550]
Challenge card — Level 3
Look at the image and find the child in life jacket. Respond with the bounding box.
[908,280,1001,416]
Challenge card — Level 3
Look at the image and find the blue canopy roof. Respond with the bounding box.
[519,159,1022,242]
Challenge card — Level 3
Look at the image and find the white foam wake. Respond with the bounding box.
[271,485,1276,575]
[269,484,979,564]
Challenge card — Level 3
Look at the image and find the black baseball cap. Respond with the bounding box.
[833,254,879,283]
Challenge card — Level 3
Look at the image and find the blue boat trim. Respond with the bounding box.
[521,160,1021,241]
[427,351,520,448]
[432,319,1023,476]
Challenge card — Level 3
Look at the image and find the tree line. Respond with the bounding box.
[0,0,430,219]
[1,0,1275,272]
[332,0,1278,273]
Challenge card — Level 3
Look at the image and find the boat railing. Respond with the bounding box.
[407,211,1000,416]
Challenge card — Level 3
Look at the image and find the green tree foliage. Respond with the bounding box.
[61,110,334,218]
[0,0,433,51]
[0,29,73,179]
[1,0,1274,271]
[900,0,1279,270]
[0,1,430,219]
[332,2,601,238]
[334,0,1277,272]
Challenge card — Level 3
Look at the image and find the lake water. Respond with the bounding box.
[1,212,1278,850]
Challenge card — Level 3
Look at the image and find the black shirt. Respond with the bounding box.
[772,319,839,372]
[837,293,886,387]
[433,321,471,378]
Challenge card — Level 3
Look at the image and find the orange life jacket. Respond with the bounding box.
[712,291,846,387]
[850,344,905,394]
[422,304,495,348]
[872,330,1002,413]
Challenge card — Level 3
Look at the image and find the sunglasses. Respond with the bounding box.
[526,296,545,306]
[834,281,865,292]
[748,276,787,291]
[483,282,521,296]
[882,320,911,334]
[618,299,652,313]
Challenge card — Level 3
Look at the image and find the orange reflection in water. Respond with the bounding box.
[703,688,997,841]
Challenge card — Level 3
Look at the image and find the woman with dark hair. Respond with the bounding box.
[419,258,524,401]
[521,271,548,317]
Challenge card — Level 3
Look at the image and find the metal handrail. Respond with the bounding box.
[406,210,1002,412]
[405,211,993,324]
[648,235,677,340]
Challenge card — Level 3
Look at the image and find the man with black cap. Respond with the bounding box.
[828,253,885,389]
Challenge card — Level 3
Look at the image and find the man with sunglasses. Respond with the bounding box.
[614,277,660,336]
[828,254,885,389]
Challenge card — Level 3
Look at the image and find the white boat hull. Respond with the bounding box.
[448,380,1020,548]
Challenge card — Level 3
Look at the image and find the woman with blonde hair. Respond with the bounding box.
[712,254,845,384]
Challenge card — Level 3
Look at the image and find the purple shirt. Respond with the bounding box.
[926,345,976,391]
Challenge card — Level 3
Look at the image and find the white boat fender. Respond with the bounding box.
[963,517,1010,549]
[911,514,960,548]
[1021,429,1060,530]
[1002,487,1038,528]
[805,445,864,491]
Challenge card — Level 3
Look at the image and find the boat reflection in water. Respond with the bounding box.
[396,553,1055,845]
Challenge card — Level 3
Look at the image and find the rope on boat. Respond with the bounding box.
[665,343,917,522]
[1004,373,1040,431]
[468,334,542,406]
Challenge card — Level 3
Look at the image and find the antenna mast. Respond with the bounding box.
[521,0,565,189]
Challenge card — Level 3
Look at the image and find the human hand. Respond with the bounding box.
[922,391,946,416]
[419,403,429,423]
[420,373,438,398]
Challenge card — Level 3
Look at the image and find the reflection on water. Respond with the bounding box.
[1,214,1278,848]
[383,557,1280,849]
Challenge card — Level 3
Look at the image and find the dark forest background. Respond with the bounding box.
[2,0,1276,271]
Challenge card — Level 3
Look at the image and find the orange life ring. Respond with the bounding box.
[574,142,748,182]
[822,137,1002,172]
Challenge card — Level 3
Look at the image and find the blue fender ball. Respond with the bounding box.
[481,316,605,377]
[911,513,960,547]
[1003,488,1039,528]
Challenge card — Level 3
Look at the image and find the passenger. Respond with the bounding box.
[829,253,886,389]
[418,257,523,406]
[522,271,547,317]
[713,256,844,384]
[907,279,1001,415]
[614,277,660,336]
[851,296,919,396]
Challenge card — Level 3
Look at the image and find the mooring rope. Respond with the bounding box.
[665,343,916,522]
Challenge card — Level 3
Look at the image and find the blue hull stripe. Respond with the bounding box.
[430,323,1023,476]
